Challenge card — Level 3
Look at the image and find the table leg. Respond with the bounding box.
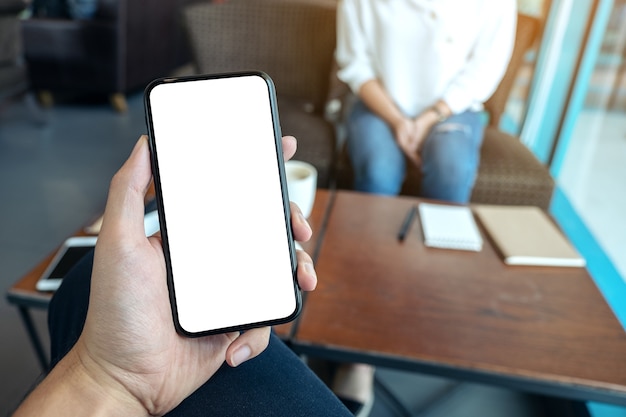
[374,376,463,417]
[17,306,49,371]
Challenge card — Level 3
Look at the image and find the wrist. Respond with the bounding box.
[70,344,149,417]
[417,108,441,128]
[15,346,148,417]
[389,113,409,129]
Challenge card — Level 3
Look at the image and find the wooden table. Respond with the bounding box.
[5,189,334,369]
[8,188,626,408]
[290,190,626,406]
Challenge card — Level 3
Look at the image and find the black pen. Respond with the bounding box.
[397,205,418,242]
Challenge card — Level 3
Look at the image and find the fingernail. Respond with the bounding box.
[302,214,312,233]
[304,261,317,279]
[297,210,312,233]
[231,345,252,367]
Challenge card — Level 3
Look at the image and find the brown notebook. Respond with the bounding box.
[473,205,585,267]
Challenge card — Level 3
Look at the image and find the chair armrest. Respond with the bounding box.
[471,127,554,209]
[21,18,117,62]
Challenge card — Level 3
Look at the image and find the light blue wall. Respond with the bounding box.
[549,0,614,176]
[520,0,593,162]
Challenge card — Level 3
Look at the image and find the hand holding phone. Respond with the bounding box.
[144,72,301,337]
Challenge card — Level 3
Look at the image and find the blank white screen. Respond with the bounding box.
[147,74,297,334]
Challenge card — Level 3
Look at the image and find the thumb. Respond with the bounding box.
[99,135,153,242]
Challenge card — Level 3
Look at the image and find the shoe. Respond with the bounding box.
[332,363,375,417]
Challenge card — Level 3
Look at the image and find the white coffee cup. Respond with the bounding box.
[284,160,317,218]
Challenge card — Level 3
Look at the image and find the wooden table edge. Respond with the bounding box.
[291,339,626,406]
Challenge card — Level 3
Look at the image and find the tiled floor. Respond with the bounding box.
[0,93,144,414]
[0,91,621,416]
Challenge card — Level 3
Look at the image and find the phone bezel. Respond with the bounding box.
[144,71,301,337]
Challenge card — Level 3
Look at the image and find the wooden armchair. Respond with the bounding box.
[182,0,337,188]
[336,14,555,210]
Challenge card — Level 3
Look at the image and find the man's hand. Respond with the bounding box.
[15,135,317,417]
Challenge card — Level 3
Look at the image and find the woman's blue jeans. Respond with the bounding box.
[346,100,484,203]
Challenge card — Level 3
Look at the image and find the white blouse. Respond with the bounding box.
[336,0,517,116]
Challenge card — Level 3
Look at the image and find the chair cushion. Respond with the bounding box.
[471,126,554,209]
[277,96,336,188]
[21,18,119,91]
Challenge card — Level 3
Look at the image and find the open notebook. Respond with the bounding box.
[418,203,483,252]
[473,205,585,267]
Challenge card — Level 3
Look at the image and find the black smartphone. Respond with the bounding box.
[144,72,301,337]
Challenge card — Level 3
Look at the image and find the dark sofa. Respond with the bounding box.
[21,0,199,111]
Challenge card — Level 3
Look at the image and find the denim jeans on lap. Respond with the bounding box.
[346,100,484,203]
